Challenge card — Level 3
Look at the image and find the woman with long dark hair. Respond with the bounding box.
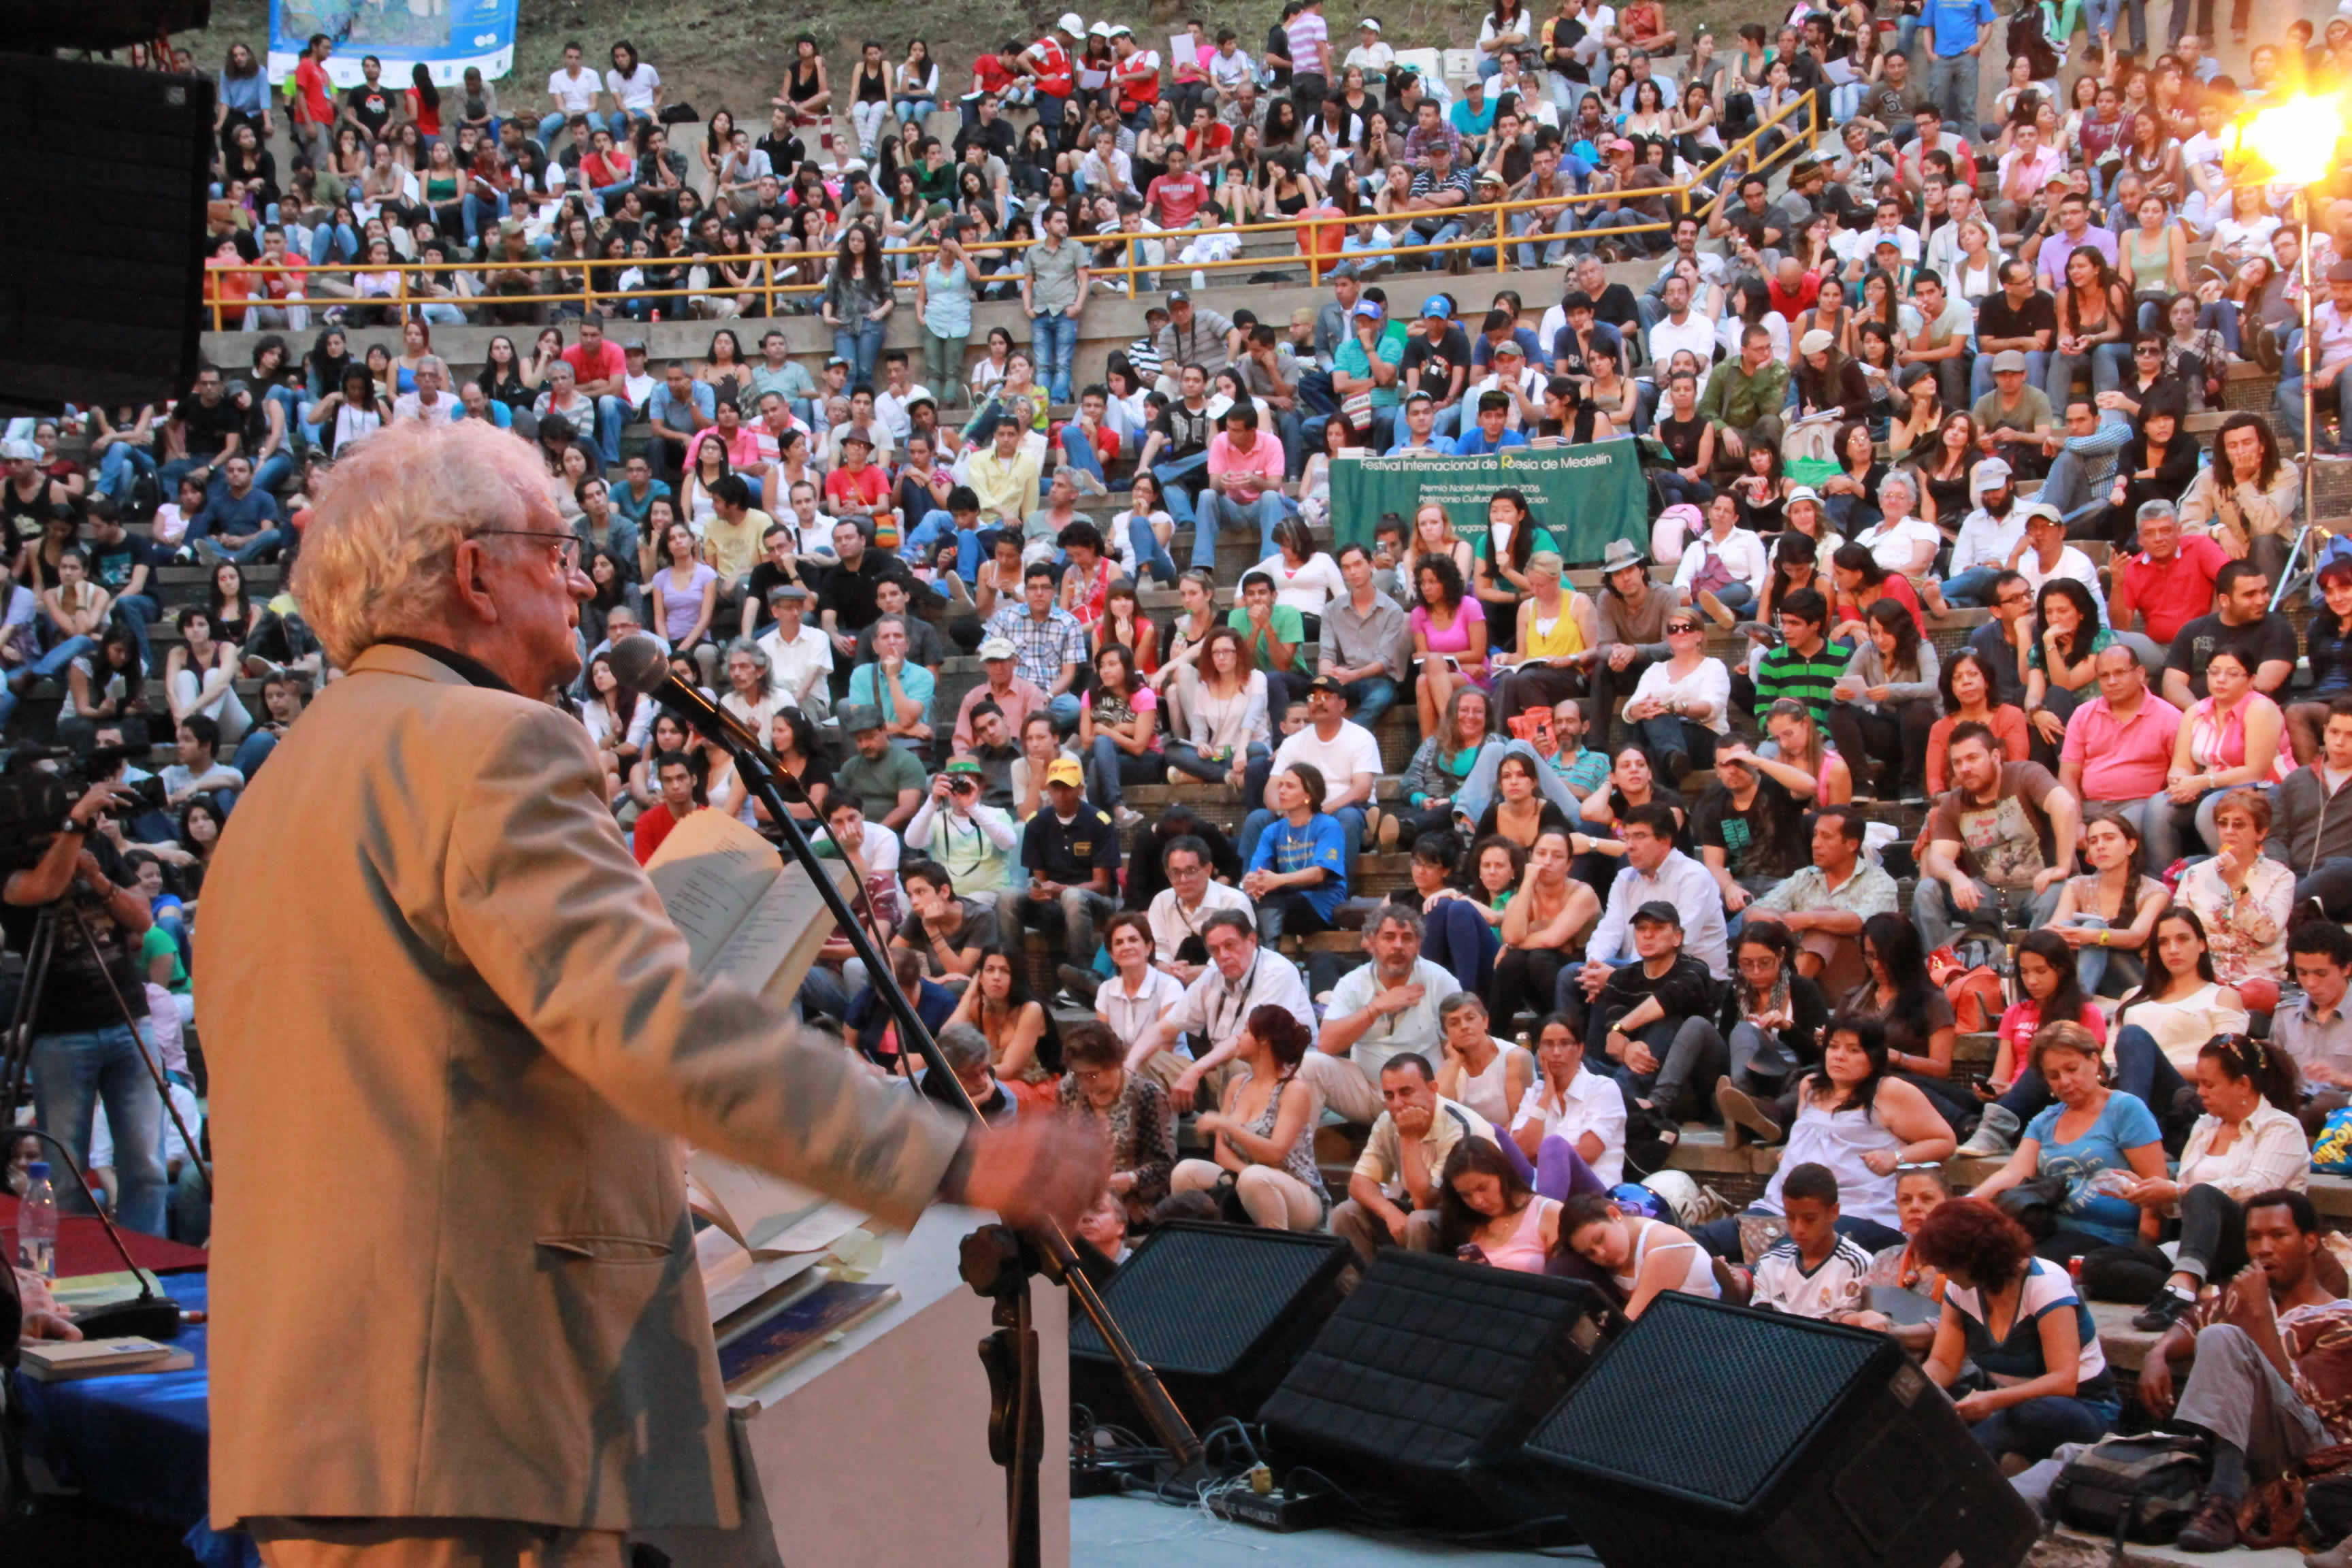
[2047,244,2132,406]
[2090,389,2198,545]
[2023,578,2110,765]
[1846,913,1972,1132]
[1471,487,1549,655]
[2289,561,2352,764]
[1169,1004,1329,1230]
[1827,599,1939,801]
[1963,929,2107,1156]
[1413,553,1490,742]
[1438,1137,1562,1273]
[2178,410,2300,586]
[1698,1015,1957,1257]
[2112,906,2251,1131]
[821,223,893,386]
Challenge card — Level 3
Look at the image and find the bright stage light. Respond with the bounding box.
[2238,94,2345,189]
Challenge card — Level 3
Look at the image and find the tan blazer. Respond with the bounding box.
[195,644,963,1532]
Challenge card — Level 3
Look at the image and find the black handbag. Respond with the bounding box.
[1993,1174,2070,1240]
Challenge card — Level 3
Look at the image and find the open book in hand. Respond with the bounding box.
[643,807,854,1012]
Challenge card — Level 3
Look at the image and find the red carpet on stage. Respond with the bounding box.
[0,1193,209,1278]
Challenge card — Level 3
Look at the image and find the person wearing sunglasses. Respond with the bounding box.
[1617,613,1730,789]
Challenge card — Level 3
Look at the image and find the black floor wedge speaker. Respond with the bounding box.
[1522,1292,2039,1568]
[1257,1250,1615,1530]
[1068,1222,1353,1435]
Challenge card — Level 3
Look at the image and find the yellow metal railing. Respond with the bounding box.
[203,93,1819,330]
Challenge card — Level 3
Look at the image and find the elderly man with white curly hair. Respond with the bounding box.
[194,419,1100,1568]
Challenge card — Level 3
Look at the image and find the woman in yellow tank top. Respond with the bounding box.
[1495,551,1598,729]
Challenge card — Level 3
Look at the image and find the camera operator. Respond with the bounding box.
[2,777,163,1235]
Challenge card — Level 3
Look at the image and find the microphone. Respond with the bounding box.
[14,1126,184,1341]
[607,634,776,766]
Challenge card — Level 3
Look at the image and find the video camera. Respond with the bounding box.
[0,745,165,866]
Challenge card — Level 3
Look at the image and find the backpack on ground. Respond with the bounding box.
[2049,1433,2209,1552]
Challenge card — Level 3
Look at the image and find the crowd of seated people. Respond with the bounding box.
[25,10,2352,1546]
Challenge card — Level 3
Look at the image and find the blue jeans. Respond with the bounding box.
[114,591,159,675]
[537,109,623,148]
[1337,675,1397,730]
[97,442,154,502]
[1925,52,1979,131]
[33,1021,167,1237]
[1970,350,2051,402]
[1942,566,2004,607]
[1193,489,1285,568]
[907,508,983,582]
[2113,1024,2190,1125]
[1240,804,1366,867]
[1153,450,1210,526]
[1166,737,1268,782]
[231,725,279,781]
[0,634,93,728]
[308,221,359,266]
[1972,1396,2119,1463]
[1127,512,1179,587]
[2277,371,2352,455]
[1029,310,1079,405]
[894,95,938,122]
[461,189,510,243]
[584,393,627,468]
[194,528,289,564]
[1513,209,1582,270]
[833,319,888,389]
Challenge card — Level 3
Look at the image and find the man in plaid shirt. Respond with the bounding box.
[985,561,1087,733]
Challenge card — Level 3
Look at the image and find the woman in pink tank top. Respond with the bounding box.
[1437,1138,1563,1275]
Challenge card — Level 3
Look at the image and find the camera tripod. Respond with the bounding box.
[0,896,210,1211]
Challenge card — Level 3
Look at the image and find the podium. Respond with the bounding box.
[641,1205,1071,1568]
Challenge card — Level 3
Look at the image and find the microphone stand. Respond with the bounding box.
[657,702,1205,1566]
[11,1126,184,1341]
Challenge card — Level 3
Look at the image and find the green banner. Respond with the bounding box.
[1328,441,1649,567]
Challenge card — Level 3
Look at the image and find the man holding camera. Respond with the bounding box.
[2,777,162,1233]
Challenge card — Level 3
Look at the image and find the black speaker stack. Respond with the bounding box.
[1076,1242,2038,1568]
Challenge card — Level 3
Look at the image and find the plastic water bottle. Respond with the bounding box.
[17,1160,56,1281]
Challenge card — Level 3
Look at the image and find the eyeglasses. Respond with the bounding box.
[474,529,583,569]
[1665,621,1700,634]
[2135,345,2163,356]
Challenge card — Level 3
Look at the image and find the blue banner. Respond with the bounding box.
[269,0,517,88]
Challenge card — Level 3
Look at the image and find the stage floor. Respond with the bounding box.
[1071,1494,1580,1565]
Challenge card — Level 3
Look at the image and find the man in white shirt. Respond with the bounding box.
[869,355,931,448]
[391,356,456,426]
[2012,500,2109,623]
[1144,833,1252,983]
[1571,802,1730,990]
[1241,675,1384,862]
[541,41,604,150]
[1833,198,1923,270]
[1077,125,1137,199]
[1944,457,2024,607]
[2179,98,2233,233]
[1463,342,1547,431]
[755,584,834,718]
[1644,274,1716,376]
[1126,909,1316,1108]
[1316,903,1465,1124]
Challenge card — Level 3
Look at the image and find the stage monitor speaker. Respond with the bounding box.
[1257,1250,1612,1529]
[1522,1292,2039,1568]
[1068,1222,1353,1435]
[0,54,212,416]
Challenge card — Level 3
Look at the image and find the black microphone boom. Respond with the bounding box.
[607,634,776,763]
[15,1126,183,1342]
[602,634,1206,1484]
